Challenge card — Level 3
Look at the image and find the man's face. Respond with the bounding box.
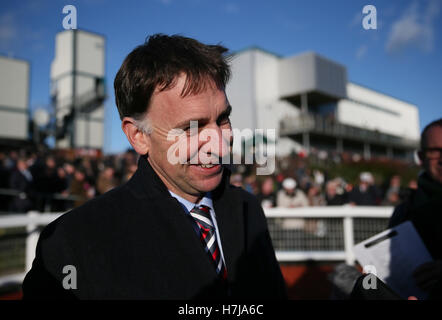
[17,160,27,171]
[326,182,336,197]
[284,188,295,196]
[145,75,232,202]
[420,126,442,184]
[46,157,56,168]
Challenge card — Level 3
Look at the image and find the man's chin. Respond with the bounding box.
[193,172,224,193]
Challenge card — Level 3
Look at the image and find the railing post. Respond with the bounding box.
[25,211,39,273]
[343,215,355,265]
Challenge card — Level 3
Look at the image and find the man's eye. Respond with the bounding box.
[217,116,230,126]
[184,126,199,136]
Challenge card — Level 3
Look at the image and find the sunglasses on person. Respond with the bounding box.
[422,147,442,159]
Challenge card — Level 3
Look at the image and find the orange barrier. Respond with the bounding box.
[280,263,336,300]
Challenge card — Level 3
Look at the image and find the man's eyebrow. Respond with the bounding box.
[174,105,232,128]
[174,117,207,129]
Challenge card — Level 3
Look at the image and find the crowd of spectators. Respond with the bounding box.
[0,148,417,213]
[229,163,418,210]
[0,149,138,213]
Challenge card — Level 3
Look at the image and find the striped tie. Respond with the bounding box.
[189,205,227,280]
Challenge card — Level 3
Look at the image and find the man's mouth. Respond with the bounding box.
[189,163,222,172]
[185,158,222,169]
[197,164,216,168]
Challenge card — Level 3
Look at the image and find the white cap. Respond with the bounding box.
[282,178,297,190]
[360,172,373,183]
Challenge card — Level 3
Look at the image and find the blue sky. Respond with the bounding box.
[1,0,441,154]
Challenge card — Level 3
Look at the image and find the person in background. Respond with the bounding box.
[276,177,309,208]
[275,173,285,191]
[69,167,92,208]
[50,166,69,212]
[32,156,59,211]
[229,173,243,188]
[389,118,442,299]
[307,184,326,206]
[96,166,118,195]
[325,179,348,206]
[0,153,11,211]
[348,172,377,206]
[382,175,402,206]
[9,157,34,213]
[298,174,313,194]
[305,184,327,236]
[313,169,325,187]
[63,162,75,191]
[408,179,418,190]
[243,174,258,194]
[257,176,277,208]
[122,163,138,183]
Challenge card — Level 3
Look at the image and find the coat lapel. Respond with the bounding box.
[150,195,217,275]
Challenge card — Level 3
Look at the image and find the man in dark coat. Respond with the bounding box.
[348,172,378,206]
[389,118,442,299]
[22,34,287,300]
[9,157,34,213]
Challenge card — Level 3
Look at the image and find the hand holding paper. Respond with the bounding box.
[353,221,433,300]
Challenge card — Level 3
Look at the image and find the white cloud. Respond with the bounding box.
[385,0,440,54]
[356,44,368,60]
[0,13,17,43]
[349,11,363,29]
[223,3,240,14]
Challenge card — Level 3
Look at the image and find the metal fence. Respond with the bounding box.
[0,206,393,287]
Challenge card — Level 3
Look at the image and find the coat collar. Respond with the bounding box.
[126,155,170,199]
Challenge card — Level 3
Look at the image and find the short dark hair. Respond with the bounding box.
[114,34,231,120]
[420,118,442,150]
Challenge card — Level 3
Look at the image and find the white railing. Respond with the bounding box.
[0,211,63,287]
[0,206,393,287]
[265,206,393,264]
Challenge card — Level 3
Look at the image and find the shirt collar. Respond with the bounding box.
[168,190,215,216]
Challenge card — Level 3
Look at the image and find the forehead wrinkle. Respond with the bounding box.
[173,94,228,127]
[150,75,228,130]
[174,102,229,129]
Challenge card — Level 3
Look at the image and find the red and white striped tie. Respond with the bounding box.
[189,204,227,280]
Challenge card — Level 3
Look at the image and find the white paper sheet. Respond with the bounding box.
[353,221,433,300]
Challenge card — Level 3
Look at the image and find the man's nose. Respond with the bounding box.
[199,125,232,159]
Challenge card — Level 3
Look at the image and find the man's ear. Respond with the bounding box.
[121,117,150,155]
